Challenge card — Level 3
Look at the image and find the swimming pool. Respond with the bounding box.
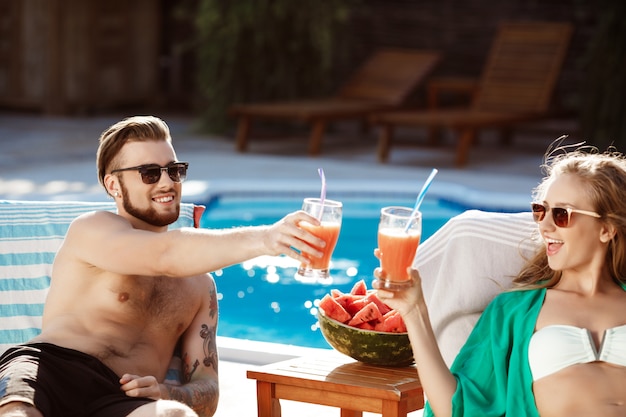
[200,193,465,349]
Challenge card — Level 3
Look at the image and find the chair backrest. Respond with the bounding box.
[0,200,203,355]
[472,21,573,114]
[338,48,440,106]
[413,210,539,366]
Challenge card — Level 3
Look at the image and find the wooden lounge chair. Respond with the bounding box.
[229,48,440,155]
[372,22,574,167]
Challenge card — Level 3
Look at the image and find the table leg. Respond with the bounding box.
[377,124,394,162]
[308,119,327,155]
[235,116,251,152]
[381,399,408,417]
[455,128,476,167]
[340,409,363,417]
[256,381,281,417]
[272,398,281,417]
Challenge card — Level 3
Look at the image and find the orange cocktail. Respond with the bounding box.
[299,221,341,269]
[377,206,422,290]
[378,228,421,281]
[295,198,342,280]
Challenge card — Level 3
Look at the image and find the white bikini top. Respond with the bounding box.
[528,324,626,381]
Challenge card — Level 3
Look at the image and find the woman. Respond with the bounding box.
[375,147,626,416]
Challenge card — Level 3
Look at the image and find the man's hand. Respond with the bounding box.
[120,373,162,400]
[264,211,325,262]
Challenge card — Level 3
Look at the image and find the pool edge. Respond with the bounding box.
[184,178,533,213]
[217,335,334,365]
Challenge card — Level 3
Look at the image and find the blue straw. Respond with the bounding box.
[405,168,438,232]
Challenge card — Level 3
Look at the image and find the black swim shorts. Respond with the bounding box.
[0,343,154,417]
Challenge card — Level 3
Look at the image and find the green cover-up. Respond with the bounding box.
[423,281,626,416]
[424,288,546,417]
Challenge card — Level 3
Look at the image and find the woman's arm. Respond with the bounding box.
[375,268,457,417]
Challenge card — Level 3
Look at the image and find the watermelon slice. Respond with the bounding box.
[348,301,382,326]
[374,310,407,333]
[330,288,344,298]
[355,321,376,330]
[335,293,363,311]
[320,281,407,334]
[362,292,392,316]
[344,296,369,316]
[319,294,351,323]
[350,279,367,296]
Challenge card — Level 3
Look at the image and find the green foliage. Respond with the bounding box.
[580,0,626,150]
[193,0,356,133]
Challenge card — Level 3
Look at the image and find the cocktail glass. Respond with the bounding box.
[376,206,422,290]
[295,198,342,281]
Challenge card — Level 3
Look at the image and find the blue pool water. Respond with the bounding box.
[200,194,465,349]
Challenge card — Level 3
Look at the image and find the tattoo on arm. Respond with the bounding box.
[165,379,219,417]
[172,322,220,416]
[183,323,218,381]
[208,287,218,320]
[200,324,218,369]
[166,283,220,416]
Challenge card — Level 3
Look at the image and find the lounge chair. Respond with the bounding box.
[229,48,440,155]
[372,22,574,167]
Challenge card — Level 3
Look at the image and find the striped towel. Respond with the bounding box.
[413,209,540,366]
[0,200,200,355]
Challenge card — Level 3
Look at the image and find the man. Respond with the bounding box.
[0,116,324,417]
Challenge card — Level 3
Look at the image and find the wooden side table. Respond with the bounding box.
[247,354,424,417]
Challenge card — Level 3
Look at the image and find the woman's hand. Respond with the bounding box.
[372,248,426,317]
[119,374,162,400]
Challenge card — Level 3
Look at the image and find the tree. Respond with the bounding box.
[580,0,626,150]
[193,0,356,133]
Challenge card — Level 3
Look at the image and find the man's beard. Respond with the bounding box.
[119,180,179,227]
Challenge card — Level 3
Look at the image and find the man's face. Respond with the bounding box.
[113,140,183,229]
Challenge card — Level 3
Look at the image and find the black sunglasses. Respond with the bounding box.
[530,202,601,228]
[111,162,189,184]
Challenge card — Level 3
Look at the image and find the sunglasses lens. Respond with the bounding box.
[139,166,162,184]
[531,203,572,227]
[167,164,187,183]
[531,203,546,223]
[133,163,188,184]
[552,208,570,227]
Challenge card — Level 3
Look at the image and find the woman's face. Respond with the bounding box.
[538,173,610,276]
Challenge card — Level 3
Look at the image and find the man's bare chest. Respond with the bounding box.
[112,275,200,330]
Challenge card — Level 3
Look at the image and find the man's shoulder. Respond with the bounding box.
[190,272,217,291]
[70,209,124,226]
[64,210,130,241]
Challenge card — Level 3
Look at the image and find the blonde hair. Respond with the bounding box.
[513,141,626,289]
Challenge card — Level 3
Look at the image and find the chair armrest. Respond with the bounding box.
[427,76,479,109]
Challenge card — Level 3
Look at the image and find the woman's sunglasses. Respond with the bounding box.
[111,162,189,184]
[530,202,601,228]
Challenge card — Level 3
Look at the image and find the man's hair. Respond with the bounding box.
[96,116,171,193]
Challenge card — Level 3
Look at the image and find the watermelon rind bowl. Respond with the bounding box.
[318,307,414,367]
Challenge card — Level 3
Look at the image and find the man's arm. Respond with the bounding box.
[160,274,220,417]
[65,209,325,278]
